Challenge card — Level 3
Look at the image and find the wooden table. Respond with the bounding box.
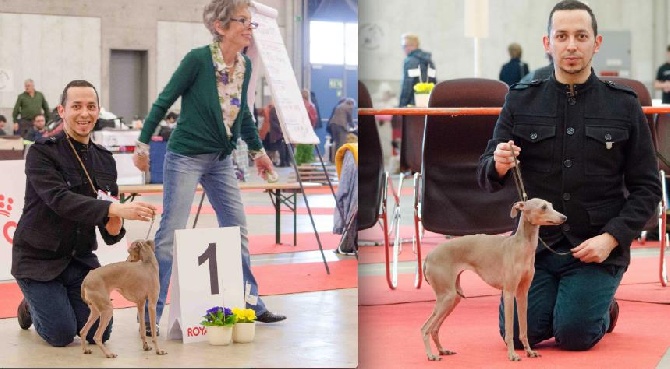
[119,182,324,245]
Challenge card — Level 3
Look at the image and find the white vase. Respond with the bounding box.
[414,93,430,107]
[206,325,233,345]
[233,322,256,343]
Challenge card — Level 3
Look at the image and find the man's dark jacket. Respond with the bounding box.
[12,131,126,281]
[477,71,662,267]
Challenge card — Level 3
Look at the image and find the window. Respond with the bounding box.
[309,21,358,66]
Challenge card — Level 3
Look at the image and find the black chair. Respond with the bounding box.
[603,77,668,286]
[409,78,516,288]
[358,80,398,289]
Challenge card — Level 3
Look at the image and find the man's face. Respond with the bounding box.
[24,81,35,94]
[543,9,601,81]
[33,115,46,130]
[57,87,99,141]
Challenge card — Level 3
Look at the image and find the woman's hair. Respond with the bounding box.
[203,0,253,42]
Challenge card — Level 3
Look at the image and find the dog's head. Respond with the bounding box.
[510,198,567,226]
[126,239,156,262]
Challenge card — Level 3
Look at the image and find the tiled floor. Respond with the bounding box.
[0,167,358,368]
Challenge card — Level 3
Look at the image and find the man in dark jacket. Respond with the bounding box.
[399,33,436,107]
[12,80,157,347]
[478,0,661,352]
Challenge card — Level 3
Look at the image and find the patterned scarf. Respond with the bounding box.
[210,42,245,138]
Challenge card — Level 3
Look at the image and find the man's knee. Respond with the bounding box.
[554,320,603,351]
[39,323,77,347]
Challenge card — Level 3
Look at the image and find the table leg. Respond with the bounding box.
[275,189,281,245]
[293,192,297,246]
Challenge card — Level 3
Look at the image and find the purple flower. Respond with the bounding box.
[231,97,240,106]
[221,72,229,85]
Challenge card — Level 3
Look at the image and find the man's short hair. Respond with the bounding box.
[0,115,6,123]
[60,80,99,106]
[548,0,598,36]
[401,33,420,48]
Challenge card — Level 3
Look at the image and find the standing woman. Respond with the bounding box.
[133,0,285,335]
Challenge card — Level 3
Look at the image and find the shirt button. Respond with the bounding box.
[563,193,571,201]
[562,224,571,232]
[605,133,612,140]
[567,127,575,135]
[563,159,573,168]
[530,132,538,140]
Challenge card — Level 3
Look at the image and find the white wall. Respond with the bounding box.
[0,14,101,115]
[360,0,668,105]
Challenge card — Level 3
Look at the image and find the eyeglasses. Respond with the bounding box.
[230,17,259,29]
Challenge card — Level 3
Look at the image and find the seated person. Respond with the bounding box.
[156,111,178,141]
[26,113,47,142]
[0,115,8,136]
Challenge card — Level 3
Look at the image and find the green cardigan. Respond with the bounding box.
[138,45,262,156]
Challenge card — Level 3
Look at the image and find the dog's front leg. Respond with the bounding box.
[503,290,520,361]
[516,280,540,358]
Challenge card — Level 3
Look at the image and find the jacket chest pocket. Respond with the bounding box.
[512,123,556,173]
[584,124,628,175]
[62,167,85,190]
[94,171,116,195]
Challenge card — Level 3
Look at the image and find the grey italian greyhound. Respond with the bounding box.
[421,198,567,361]
[80,239,166,358]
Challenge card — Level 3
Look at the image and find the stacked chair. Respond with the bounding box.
[602,76,668,287]
[358,80,402,289]
[393,78,517,289]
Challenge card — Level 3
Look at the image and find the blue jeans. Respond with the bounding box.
[498,239,625,351]
[148,150,267,323]
[16,261,112,346]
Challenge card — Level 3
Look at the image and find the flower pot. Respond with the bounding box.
[206,326,233,345]
[233,322,256,343]
[414,93,430,107]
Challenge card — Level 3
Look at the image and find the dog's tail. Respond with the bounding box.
[456,271,465,299]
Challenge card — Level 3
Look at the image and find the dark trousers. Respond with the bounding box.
[498,238,625,351]
[16,261,112,347]
[15,118,33,140]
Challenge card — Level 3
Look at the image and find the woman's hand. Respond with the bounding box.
[133,151,150,171]
[254,153,275,176]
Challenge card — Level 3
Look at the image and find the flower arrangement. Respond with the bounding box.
[201,306,237,327]
[232,308,257,323]
[413,82,435,94]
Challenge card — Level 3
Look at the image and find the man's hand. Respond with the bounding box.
[493,140,521,178]
[109,201,157,221]
[571,233,618,263]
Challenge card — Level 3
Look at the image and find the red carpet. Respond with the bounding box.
[359,225,661,264]
[149,204,334,216]
[360,256,670,306]
[248,232,340,254]
[0,259,356,319]
[359,298,670,369]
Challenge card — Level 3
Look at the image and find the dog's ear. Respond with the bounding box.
[510,201,524,218]
[126,241,141,262]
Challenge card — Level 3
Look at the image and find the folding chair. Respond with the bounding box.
[408,78,517,289]
[603,77,668,286]
[358,80,400,289]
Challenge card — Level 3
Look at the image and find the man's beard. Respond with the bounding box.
[559,55,593,76]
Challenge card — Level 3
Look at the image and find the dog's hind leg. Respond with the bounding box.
[433,294,460,356]
[136,299,151,352]
[147,296,167,355]
[94,301,117,358]
[80,303,100,355]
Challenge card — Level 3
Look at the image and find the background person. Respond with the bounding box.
[12,79,50,140]
[12,79,157,347]
[398,33,436,108]
[0,115,8,136]
[478,0,661,351]
[132,0,286,336]
[499,42,530,86]
[654,45,670,104]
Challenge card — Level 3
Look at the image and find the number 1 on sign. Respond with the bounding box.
[198,242,219,295]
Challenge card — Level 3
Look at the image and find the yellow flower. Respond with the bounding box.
[232,308,256,323]
[414,82,435,94]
